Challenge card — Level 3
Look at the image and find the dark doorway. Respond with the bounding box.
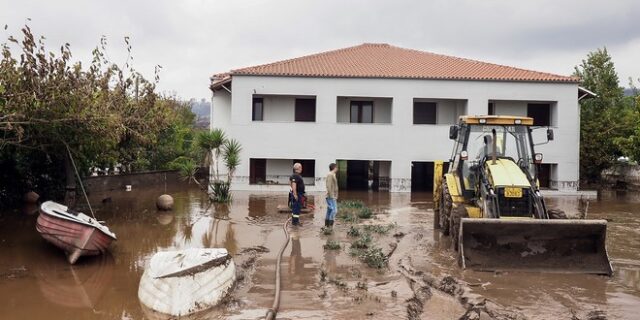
[411,161,449,192]
[249,158,266,184]
[538,163,552,189]
[346,160,370,190]
[293,159,315,179]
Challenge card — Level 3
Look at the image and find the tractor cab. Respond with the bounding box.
[447,115,551,218]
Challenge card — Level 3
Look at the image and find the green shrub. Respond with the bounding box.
[350,233,372,249]
[357,207,373,219]
[339,212,359,223]
[323,240,341,250]
[347,226,361,237]
[360,247,388,269]
[209,180,232,202]
[362,223,396,234]
[339,200,365,209]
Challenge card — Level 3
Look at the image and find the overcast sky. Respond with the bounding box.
[2,0,639,99]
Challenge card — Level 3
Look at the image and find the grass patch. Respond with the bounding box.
[347,226,361,237]
[339,200,365,209]
[339,212,359,223]
[359,247,388,269]
[350,233,372,249]
[323,240,341,250]
[357,207,373,219]
[362,223,396,234]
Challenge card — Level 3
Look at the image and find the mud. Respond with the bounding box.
[0,187,639,319]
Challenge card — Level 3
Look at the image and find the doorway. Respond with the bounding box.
[411,161,449,192]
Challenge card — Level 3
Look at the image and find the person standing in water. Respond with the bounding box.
[325,163,339,228]
[289,163,305,226]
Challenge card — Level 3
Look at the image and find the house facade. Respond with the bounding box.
[210,43,586,193]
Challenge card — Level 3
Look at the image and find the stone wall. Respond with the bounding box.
[601,165,640,189]
[85,169,207,193]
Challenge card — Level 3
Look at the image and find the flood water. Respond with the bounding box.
[0,185,639,319]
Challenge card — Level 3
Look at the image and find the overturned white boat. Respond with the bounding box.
[138,248,236,316]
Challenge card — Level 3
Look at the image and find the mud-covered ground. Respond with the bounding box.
[0,186,638,319]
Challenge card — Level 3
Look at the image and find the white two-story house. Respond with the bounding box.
[210,43,590,193]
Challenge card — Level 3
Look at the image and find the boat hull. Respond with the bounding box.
[138,248,236,316]
[36,209,115,264]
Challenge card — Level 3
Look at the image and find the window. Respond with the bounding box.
[413,102,437,124]
[252,97,263,121]
[488,102,495,115]
[295,98,316,122]
[292,159,315,178]
[350,101,374,123]
[249,158,266,184]
[527,103,551,126]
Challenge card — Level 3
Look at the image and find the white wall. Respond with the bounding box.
[261,95,295,122]
[211,88,231,129]
[213,75,580,192]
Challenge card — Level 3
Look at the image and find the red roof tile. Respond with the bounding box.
[212,43,578,86]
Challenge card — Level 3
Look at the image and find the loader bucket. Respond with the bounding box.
[459,218,613,275]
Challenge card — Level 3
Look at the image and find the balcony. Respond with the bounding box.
[252,94,316,122]
[336,96,392,124]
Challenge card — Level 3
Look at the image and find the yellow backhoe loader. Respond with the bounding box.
[433,115,612,275]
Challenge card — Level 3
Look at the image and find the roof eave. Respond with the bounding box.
[228,72,580,84]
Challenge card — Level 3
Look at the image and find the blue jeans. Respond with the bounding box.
[326,197,337,221]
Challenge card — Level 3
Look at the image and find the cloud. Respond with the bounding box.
[1,0,639,99]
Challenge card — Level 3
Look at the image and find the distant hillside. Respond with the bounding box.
[624,88,637,97]
[189,98,210,128]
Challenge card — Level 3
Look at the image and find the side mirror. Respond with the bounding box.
[547,129,554,141]
[449,125,458,140]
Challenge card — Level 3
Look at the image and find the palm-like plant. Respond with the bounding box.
[196,129,226,181]
[170,156,201,187]
[222,139,242,183]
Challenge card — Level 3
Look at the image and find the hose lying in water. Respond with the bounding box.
[265,217,291,320]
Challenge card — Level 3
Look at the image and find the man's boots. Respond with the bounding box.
[325,219,330,227]
[329,220,335,227]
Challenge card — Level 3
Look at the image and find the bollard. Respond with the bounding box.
[156,194,174,211]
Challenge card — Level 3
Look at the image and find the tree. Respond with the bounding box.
[613,78,640,162]
[0,25,172,207]
[196,129,226,181]
[574,48,630,184]
[222,138,242,183]
[194,128,242,203]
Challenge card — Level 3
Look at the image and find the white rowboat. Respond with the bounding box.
[138,248,236,316]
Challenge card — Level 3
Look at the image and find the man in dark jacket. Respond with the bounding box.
[290,162,305,226]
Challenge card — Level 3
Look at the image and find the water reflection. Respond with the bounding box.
[36,254,114,308]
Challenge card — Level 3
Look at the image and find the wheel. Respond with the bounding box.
[440,181,452,236]
[434,195,441,230]
[449,205,468,251]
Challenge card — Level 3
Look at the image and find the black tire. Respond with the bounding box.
[449,205,468,252]
[440,181,452,236]
[434,184,441,229]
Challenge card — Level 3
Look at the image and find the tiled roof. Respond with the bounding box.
[211,43,578,87]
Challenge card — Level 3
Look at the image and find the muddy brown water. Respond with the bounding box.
[0,186,639,319]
